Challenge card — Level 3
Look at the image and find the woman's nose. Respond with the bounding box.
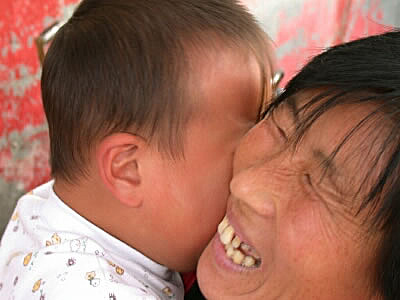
[231,116,295,217]
[230,164,277,217]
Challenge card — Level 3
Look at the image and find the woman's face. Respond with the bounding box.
[197,96,380,299]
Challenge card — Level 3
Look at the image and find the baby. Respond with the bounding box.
[0,0,275,299]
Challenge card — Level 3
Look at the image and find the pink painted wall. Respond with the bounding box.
[0,0,399,233]
[244,0,395,86]
[0,0,80,232]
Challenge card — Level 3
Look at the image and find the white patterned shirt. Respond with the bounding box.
[0,181,184,300]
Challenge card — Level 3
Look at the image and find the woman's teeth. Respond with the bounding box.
[218,216,260,268]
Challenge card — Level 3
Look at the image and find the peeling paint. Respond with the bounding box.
[0,124,50,189]
[0,64,40,97]
[27,36,34,48]
[245,0,395,86]
[10,32,22,53]
[59,2,79,21]
[0,179,23,234]
[1,47,7,58]
[43,16,57,27]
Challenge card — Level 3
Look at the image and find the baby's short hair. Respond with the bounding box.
[41,0,270,182]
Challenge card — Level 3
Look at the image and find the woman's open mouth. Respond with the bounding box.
[217,215,261,268]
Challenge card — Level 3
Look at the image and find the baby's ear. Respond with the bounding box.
[96,133,147,207]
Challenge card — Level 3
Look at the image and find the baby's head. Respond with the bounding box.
[41,0,275,272]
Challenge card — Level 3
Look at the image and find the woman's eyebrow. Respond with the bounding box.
[313,149,339,178]
[286,96,300,125]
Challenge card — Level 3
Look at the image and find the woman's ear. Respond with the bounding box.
[96,133,147,207]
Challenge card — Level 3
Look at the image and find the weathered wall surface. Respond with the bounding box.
[0,0,399,234]
[0,0,79,233]
[246,0,400,85]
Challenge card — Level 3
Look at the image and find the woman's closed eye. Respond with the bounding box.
[304,173,321,201]
[302,172,337,217]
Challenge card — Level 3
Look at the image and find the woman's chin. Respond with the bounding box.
[197,234,230,300]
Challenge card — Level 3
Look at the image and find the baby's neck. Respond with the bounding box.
[53,177,169,267]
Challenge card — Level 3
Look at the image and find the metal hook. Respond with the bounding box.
[35,20,67,65]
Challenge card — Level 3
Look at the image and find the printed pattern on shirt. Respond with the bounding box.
[0,182,183,300]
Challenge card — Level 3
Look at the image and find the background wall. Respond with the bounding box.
[0,0,399,234]
[246,0,400,85]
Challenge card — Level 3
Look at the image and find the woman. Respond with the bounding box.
[197,31,400,300]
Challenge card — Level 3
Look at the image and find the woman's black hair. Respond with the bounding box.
[265,30,400,300]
